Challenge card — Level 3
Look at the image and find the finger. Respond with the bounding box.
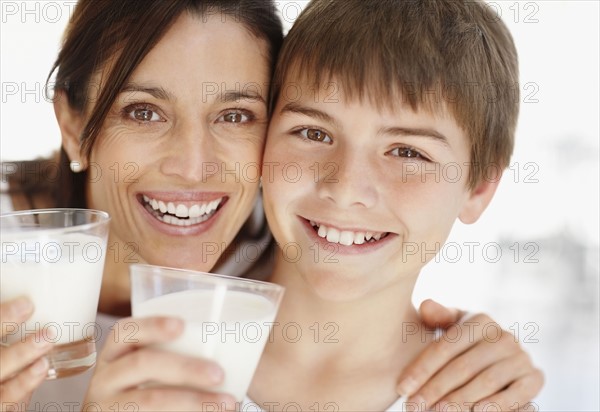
[99,317,184,363]
[397,313,497,397]
[88,387,237,412]
[1,297,34,337]
[419,299,466,329]
[472,368,544,412]
[92,348,225,399]
[435,352,540,410]
[0,357,49,405]
[416,333,521,407]
[0,332,53,381]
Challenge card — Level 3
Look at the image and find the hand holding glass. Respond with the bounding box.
[0,209,110,379]
[130,264,284,401]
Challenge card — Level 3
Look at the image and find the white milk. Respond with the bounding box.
[0,233,106,345]
[133,289,277,401]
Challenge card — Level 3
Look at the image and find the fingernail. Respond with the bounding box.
[31,357,49,376]
[12,297,33,317]
[221,395,236,411]
[33,335,52,350]
[398,376,418,396]
[164,317,184,333]
[209,363,225,383]
[43,327,57,341]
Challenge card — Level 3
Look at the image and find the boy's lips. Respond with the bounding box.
[136,192,228,234]
[299,217,397,254]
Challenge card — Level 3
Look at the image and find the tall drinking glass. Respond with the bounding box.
[130,264,284,402]
[0,208,110,378]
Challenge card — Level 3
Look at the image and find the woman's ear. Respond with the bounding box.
[458,172,502,224]
[54,90,87,170]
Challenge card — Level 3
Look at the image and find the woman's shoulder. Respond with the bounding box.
[1,152,62,211]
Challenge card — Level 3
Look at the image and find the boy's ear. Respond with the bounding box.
[458,172,502,224]
[54,90,87,169]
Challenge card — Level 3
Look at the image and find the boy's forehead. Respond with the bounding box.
[277,70,453,121]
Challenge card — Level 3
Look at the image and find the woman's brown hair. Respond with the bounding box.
[6,0,282,209]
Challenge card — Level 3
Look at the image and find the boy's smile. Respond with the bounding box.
[299,216,398,255]
[262,79,499,301]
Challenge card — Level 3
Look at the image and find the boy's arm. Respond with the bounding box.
[397,300,544,411]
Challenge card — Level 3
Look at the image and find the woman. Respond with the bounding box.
[0,0,542,410]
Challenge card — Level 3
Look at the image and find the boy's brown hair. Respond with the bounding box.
[272,0,519,188]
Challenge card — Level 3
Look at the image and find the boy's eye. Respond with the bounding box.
[300,128,332,143]
[219,111,252,123]
[388,146,429,160]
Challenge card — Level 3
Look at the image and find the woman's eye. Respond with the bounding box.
[388,147,428,160]
[300,128,332,143]
[220,111,251,123]
[124,105,164,122]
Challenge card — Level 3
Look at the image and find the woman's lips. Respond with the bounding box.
[136,192,228,235]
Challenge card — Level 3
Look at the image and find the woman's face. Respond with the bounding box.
[85,13,271,271]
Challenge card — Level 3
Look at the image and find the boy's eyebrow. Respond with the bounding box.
[380,126,450,147]
[121,82,174,101]
[279,103,341,128]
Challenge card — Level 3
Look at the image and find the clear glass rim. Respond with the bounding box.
[1,208,111,233]
[129,263,284,294]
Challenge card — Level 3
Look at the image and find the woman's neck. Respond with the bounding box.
[97,233,133,317]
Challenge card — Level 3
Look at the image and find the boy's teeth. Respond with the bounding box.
[326,228,340,243]
[167,202,176,214]
[354,232,366,245]
[339,231,354,246]
[313,222,386,246]
[318,225,327,238]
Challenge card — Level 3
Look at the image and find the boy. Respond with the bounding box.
[249,0,533,410]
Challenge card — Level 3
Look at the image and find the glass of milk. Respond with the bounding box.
[0,208,110,379]
[130,264,285,402]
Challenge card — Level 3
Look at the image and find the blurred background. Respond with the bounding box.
[1,1,598,409]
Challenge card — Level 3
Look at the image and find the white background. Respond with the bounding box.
[1,1,599,409]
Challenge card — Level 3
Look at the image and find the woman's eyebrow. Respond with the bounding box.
[120,82,173,100]
[220,90,266,104]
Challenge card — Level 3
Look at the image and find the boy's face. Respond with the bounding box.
[262,80,498,301]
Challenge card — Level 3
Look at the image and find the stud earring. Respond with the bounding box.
[70,161,83,173]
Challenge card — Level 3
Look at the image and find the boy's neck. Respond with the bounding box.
[250,250,432,410]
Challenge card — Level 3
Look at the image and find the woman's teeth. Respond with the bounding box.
[310,221,388,246]
[143,195,223,226]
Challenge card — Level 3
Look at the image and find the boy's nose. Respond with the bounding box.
[316,151,378,209]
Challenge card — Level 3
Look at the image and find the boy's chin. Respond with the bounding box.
[301,270,386,303]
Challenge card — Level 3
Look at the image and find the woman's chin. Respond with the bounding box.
[144,249,220,273]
